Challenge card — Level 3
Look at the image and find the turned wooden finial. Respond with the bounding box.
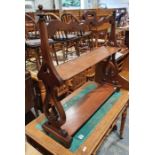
[38,4,43,11]
[37,5,45,20]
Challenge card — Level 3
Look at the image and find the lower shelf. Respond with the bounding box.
[61,81,117,136]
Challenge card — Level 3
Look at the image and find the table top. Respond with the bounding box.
[26,88,128,155]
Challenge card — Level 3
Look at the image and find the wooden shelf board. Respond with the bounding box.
[56,46,119,80]
[61,82,116,136]
[29,46,120,81]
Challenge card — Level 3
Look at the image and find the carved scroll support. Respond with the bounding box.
[37,5,72,147]
[95,53,129,90]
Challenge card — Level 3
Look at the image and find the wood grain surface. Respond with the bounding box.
[61,83,116,136]
[56,46,119,80]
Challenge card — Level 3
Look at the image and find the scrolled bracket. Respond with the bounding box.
[95,54,128,90]
[102,56,128,90]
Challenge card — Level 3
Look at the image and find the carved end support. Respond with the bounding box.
[36,6,69,147]
[95,58,129,90]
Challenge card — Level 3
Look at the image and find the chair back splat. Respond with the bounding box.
[61,13,80,24]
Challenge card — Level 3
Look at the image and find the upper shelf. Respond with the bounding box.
[56,46,120,80]
[29,46,120,81]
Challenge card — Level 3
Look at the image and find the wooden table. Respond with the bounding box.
[26,87,128,155]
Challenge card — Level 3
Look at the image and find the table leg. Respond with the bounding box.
[120,102,128,139]
[35,48,41,70]
[95,33,98,48]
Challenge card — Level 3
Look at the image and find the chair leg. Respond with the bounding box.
[88,36,92,51]
[35,48,41,70]
[95,34,98,48]
[90,34,94,50]
[65,43,69,60]
[52,45,59,65]
[62,45,66,62]
[75,41,80,56]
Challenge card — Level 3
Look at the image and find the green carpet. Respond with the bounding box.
[35,83,121,152]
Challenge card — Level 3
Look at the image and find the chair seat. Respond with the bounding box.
[53,34,78,42]
[26,39,54,48]
[27,31,40,39]
[80,31,92,37]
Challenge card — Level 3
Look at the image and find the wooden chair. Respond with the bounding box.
[26,21,84,105]
[61,13,80,24]
[36,9,129,148]
[62,10,81,20]
[44,13,68,65]
[61,13,94,53]
[26,10,70,105]
[47,20,82,62]
[25,13,42,70]
[82,10,116,47]
[25,14,39,39]
[25,13,56,69]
